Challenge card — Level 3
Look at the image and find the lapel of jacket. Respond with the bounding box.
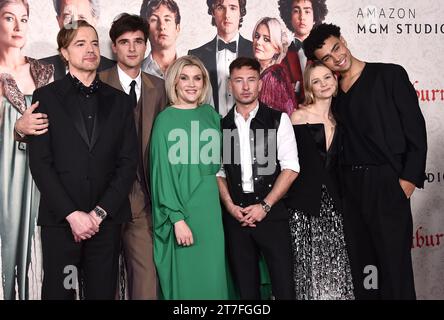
[140,72,159,179]
[100,66,124,91]
[205,37,219,112]
[90,82,112,151]
[56,75,90,148]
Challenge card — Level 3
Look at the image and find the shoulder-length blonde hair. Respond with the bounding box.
[164,55,211,106]
[252,17,289,65]
[303,60,338,105]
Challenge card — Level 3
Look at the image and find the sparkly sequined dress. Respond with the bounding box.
[285,124,354,300]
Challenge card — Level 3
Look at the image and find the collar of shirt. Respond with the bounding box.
[68,73,100,97]
[234,102,259,123]
[216,33,240,51]
[117,65,142,100]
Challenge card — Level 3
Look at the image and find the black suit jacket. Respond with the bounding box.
[188,35,253,112]
[40,54,116,81]
[29,75,138,226]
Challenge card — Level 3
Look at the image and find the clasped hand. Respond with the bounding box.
[66,210,101,242]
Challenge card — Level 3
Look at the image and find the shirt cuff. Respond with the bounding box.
[279,160,300,173]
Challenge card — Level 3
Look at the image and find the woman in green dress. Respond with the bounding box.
[150,55,230,299]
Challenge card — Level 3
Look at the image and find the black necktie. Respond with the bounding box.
[218,39,237,53]
[129,80,137,108]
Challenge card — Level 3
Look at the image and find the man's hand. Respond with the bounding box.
[89,209,103,226]
[66,211,100,241]
[399,178,416,199]
[174,220,194,246]
[240,204,267,227]
[226,203,246,222]
[15,101,49,136]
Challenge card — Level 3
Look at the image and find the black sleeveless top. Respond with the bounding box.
[284,124,342,217]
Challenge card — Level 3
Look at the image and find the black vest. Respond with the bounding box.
[222,104,287,220]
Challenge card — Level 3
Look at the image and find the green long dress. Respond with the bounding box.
[150,104,231,300]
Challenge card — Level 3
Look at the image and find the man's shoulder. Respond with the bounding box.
[367,62,406,75]
[141,71,165,88]
[188,37,217,56]
[39,54,60,65]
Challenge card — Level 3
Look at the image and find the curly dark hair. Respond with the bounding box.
[109,13,149,44]
[303,23,341,61]
[278,0,328,32]
[206,0,247,28]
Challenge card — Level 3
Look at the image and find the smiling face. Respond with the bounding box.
[175,65,204,106]
[308,64,337,101]
[0,2,28,49]
[61,26,100,75]
[212,0,240,41]
[253,23,279,68]
[314,35,352,74]
[148,4,180,51]
[57,0,97,28]
[291,0,314,40]
[112,30,146,70]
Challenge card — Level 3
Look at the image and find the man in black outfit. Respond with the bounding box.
[217,57,299,299]
[303,23,427,299]
[29,20,138,299]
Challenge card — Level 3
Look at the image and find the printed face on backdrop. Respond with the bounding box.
[291,0,315,40]
[61,26,100,74]
[229,66,262,106]
[212,0,241,40]
[0,2,28,49]
[112,30,146,69]
[175,65,204,106]
[57,0,97,29]
[253,23,279,67]
[308,65,337,101]
[148,4,180,51]
[314,35,352,74]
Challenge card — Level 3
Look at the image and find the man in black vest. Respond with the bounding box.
[217,57,299,299]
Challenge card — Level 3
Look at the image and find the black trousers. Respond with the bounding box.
[341,164,416,300]
[41,223,121,300]
[224,194,294,300]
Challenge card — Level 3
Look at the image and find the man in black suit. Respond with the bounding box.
[304,23,427,299]
[40,0,115,80]
[28,20,138,300]
[188,0,253,116]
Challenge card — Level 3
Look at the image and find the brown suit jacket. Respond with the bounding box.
[99,66,167,194]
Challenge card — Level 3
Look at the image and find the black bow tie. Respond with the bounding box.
[218,39,237,53]
[293,39,303,52]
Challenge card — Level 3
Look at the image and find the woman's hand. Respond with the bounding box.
[174,220,194,246]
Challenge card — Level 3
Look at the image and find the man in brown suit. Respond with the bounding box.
[100,13,167,299]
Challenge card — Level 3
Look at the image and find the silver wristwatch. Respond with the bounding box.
[260,200,271,213]
[93,206,107,220]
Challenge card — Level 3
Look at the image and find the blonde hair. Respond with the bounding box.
[252,17,289,64]
[303,60,337,105]
[165,55,211,106]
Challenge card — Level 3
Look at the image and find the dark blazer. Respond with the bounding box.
[188,35,253,112]
[99,66,167,193]
[335,63,427,188]
[40,54,116,81]
[29,75,138,226]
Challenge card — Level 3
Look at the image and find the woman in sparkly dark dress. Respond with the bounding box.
[286,61,354,300]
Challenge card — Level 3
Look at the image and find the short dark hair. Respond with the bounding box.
[303,23,341,61]
[207,0,247,28]
[109,13,148,44]
[278,0,328,32]
[229,57,260,76]
[57,20,98,65]
[140,0,181,25]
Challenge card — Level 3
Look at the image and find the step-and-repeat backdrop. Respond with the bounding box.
[0,0,443,299]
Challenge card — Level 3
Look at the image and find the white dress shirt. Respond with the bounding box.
[117,65,142,102]
[216,33,239,118]
[217,103,300,193]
